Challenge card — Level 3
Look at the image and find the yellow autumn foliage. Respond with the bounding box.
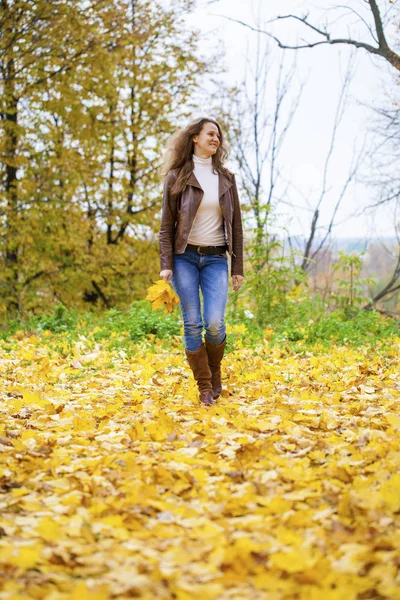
[146,280,180,313]
[0,0,210,318]
[0,332,400,599]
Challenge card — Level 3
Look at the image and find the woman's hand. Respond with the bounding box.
[232,275,244,292]
[160,269,173,284]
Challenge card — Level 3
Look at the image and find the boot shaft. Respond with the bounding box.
[185,343,214,405]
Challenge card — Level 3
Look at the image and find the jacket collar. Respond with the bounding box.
[187,171,233,198]
[187,172,202,190]
[219,173,234,198]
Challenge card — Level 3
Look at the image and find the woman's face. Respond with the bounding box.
[193,122,220,157]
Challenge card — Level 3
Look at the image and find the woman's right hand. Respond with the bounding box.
[160,269,173,283]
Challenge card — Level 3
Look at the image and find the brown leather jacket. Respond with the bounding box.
[159,168,244,276]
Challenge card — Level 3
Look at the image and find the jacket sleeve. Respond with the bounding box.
[159,171,177,272]
[231,175,244,277]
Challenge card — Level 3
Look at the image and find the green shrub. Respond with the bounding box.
[0,300,181,344]
[32,303,80,333]
[0,296,398,350]
[92,301,180,342]
[274,307,399,346]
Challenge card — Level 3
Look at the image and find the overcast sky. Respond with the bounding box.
[179,0,397,241]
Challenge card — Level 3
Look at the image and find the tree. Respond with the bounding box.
[0,0,212,317]
[219,14,305,324]
[222,1,400,73]
[38,0,209,309]
[229,50,301,247]
[294,59,365,275]
[361,94,400,311]
[0,0,107,314]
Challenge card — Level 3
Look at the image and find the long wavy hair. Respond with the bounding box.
[163,117,232,197]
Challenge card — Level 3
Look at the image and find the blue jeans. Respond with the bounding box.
[171,249,228,351]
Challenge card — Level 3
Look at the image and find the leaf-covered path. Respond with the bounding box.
[1,334,400,599]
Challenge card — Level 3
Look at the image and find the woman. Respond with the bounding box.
[159,117,244,406]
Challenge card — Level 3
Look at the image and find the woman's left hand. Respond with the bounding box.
[232,275,244,292]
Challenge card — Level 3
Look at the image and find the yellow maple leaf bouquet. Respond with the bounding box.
[146,280,180,314]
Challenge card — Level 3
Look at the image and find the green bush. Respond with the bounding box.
[226,295,399,348]
[91,301,180,342]
[32,303,80,333]
[0,296,398,350]
[272,307,399,347]
[0,300,181,344]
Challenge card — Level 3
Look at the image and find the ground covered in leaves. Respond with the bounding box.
[0,331,400,599]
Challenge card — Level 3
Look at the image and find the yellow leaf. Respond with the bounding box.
[71,581,110,600]
[191,468,208,485]
[386,414,400,430]
[292,412,321,427]
[22,390,45,406]
[127,421,146,440]
[331,543,369,574]
[380,474,400,512]
[3,545,41,569]
[270,548,317,573]
[145,280,179,313]
[172,582,223,599]
[60,491,82,507]
[36,517,61,542]
[11,487,30,498]
[73,415,96,432]
[192,521,222,539]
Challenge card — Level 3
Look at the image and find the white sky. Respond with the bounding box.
[180,0,398,240]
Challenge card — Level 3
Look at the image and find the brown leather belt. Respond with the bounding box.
[185,244,228,255]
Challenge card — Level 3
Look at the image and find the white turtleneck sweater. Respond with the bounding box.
[187,154,226,247]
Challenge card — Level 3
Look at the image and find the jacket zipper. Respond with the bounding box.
[222,219,236,257]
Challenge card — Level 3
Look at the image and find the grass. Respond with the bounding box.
[0,299,398,353]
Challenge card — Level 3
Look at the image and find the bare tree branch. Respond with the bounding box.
[298,57,362,272]
[368,0,390,50]
[364,248,400,308]
[228,39,301,248]
[215,1,400,72]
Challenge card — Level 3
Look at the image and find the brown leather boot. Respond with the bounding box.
[205,337,226,399]
[185,343,214,406]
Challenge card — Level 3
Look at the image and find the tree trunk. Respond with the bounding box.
[3,54,20,314]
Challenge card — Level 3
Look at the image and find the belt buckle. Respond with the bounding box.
[197,245,206,255]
